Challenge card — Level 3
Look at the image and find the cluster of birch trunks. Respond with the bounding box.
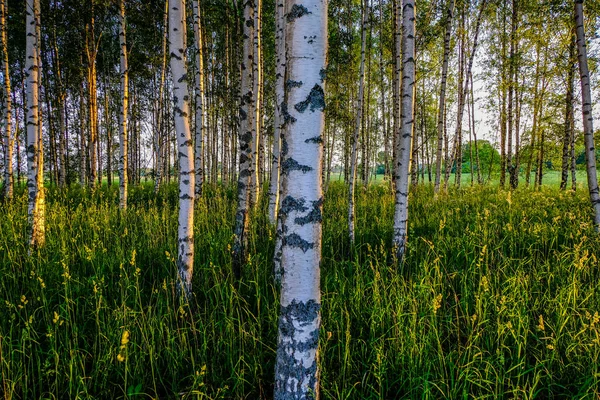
[2,0,600,397]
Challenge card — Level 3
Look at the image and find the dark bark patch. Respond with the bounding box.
[283,233,314,252]
[304,136,322,144]
[294,85,325,113]
[286,4,311,22]
[281,102,297,125]
[286,79,303,89]
[282,158,313,174]
[280,196,308,215]
[295,198,323,226]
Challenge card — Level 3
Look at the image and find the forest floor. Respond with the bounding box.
[1,181,599,399]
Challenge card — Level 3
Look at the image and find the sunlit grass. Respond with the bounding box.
[1,182,599,398]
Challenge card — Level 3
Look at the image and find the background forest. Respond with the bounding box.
[1,0,600,398]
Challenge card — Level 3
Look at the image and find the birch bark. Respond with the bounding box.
[575,0,600,230]
[434,0,454,193]
[169,0,195,298]
[119,0,128,209]
[392,0,415,265]
[193,0,205,196]
[348,0,367,244]
[274,1,326,397]
[26,0,44,247]
[1,0,12,199]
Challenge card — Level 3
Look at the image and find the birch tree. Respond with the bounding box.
[232,0,255,279]
[392,0,415,265]
[169,0,195,298]
[575,0,600,230]
[118,0,128,209]
[434,0,454,193]
[348,0,368,244]
[192,0,204,197]
[268,0,286,224]
[1,0,12,199]
[274,0,327,397]
[26,0,44,247]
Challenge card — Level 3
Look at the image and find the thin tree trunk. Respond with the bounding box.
[274,1,326,397]
[1,0,12,199]
[119,0,128,209]
[232,0,255,279]
[561,32,575,191]
[26,0,44,247]
[192,0,205,196]
[575,0,600,230]
[155,0,168,193]
[434,0,454,193]
[268,0,286,224]
[169,0,195,298]
[349,0,368,245]
[393,0,415,265]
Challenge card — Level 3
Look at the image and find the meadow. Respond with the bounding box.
[1,179,599,399]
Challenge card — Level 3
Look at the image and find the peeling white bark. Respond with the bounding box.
[274,1,327,398]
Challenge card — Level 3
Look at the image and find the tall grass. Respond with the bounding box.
[1,182,599,399]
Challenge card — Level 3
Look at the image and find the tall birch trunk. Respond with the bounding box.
[193,0,204,196]
[268,0,286,224]
[575,0,600,230]
[154,0,169,193]
[561,33,575,191]
[26,0,44,247]
[232,0,255,279]
[249,0,262,208]
[274,1,326,397]
[169,0,195,298]
[434,0,454,193]
[393,0,415,265]
[1,0,12,199]
[349,0,368,245]
[118,0,128,209]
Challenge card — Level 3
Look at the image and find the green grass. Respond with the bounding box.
[1,182,599,399]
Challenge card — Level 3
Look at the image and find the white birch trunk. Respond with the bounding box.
[193,0,204,196]
[1,0,12,199]
[268,0,286,224]
[154,0,169,194]
[348,0,368,245]
[434,0,454,193]
[169,0,195,298]
[232,0,255,278]
[250,0,262,208]
[393,0,415,265]
[26,0,44,247]
[119,0,128,210]
[575,0,600,230]
[274,2,326,397]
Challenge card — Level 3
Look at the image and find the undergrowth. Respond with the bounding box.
[0,182,599,399]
